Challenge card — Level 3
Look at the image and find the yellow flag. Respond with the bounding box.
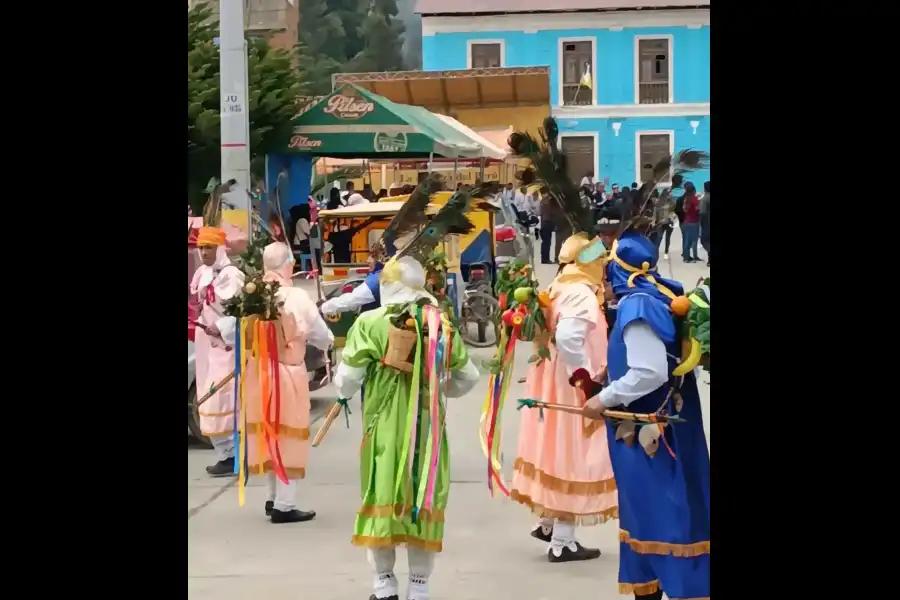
[579,64,593,89]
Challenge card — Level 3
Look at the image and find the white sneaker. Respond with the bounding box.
[664,253,669,260]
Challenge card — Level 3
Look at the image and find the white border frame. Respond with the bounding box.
[466,39,506,69]
[634,130,675,186]
[634,34,675,105]
[557,131,600,183]
[558,36,598,107]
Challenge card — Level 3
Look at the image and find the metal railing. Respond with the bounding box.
[562,84,592,106]
[638,81,670,104]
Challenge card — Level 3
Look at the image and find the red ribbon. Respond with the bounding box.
[265,322,289,484]
[204,284,216,305]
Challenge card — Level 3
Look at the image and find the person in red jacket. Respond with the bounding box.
[679,182,701,263]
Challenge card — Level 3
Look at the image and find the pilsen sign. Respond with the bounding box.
[323,94,375,120]
[288,135,323,150]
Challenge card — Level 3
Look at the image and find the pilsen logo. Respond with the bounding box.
[323,93,375,120]
[374,132,408,153]
[288,135,322,149]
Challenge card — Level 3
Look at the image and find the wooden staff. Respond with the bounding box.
[194,372,236,408]
[311,398,347,447]
[517,399,686,424]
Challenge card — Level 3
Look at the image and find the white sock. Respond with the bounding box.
[550,520,578,556]
[367,548,397,598]
[407,547,435,600]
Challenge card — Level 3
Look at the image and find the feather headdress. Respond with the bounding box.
[508,116,596,238]
[372,173,445,261]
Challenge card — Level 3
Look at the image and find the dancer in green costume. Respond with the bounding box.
[333,177,485,600]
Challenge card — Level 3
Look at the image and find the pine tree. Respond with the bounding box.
[327,0,368,63]
[297,0,346,95]
[347,0,406,73]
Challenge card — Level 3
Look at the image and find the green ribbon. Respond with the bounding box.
[516,398,544,422]
[337,397,352,429]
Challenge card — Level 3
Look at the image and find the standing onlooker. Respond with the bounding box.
[341,180,356,203]
[539,187,555,264]
[699,181,710,267]
[579,170,595,189]
[361,183,375,202]
[375,188,388,201]
[680,182,701,262]
[651,188,675,259]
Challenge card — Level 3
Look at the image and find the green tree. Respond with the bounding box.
[327,0,368,62]
[297,0,346,95]
[346,0,406,73]
[187,2,304,211]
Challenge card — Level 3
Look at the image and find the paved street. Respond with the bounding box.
[188,232,710,600]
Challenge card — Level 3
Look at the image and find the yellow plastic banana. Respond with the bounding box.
[673,337,702,376]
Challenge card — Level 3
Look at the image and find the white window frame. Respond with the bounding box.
[634,130,675,186]
[557,131,599,183]
[557,36,598,106]
[466,39,506,69]
[633,34,674,105]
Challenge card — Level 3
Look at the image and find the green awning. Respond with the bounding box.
[284,84,486,159]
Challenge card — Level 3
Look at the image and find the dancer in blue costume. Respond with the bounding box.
[320,249,385,315]
[579,152,710,600]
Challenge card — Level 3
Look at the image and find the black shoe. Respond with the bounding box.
[368,595,399,600]
[270,508,316,523]
[265,501,274,516]
[547,541,602,563]
[530,525,553,543]
[635,590,663,600]
[205,457,236,477]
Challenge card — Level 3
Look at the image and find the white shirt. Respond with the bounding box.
[598,321,669,408]
[346,193,368,206]
[580,176,595,188]
[293,218,310,244]
[320,283,376,315]
[514,191,532,215]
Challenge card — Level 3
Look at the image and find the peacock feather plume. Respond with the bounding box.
[507,116,595,237]
[391,179,499,266]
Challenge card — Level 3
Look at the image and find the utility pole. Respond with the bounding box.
[218,0,252,230]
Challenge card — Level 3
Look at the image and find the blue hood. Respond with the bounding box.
[607,231,683,303]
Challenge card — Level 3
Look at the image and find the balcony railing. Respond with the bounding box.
[562,84,592,106]
[638,82,670,104]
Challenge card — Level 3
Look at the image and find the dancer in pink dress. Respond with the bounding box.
[190,226,245,477]
[243,242,334,523]
[509,236,618,562]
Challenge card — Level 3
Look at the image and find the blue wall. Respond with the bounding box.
[422,26,710,105]
[556,116,710,189]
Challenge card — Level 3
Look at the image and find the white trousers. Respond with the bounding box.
[211,434,235,462]
[266,472,298,511]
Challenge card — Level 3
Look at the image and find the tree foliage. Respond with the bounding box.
[297,0,346,96]
[346,0,407,73]
[187,2,304,210]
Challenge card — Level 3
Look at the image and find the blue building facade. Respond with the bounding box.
[420,6,710,188]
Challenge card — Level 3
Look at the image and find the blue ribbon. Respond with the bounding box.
[233,325,242,475]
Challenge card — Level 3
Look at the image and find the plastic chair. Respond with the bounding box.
[294,252,314,272]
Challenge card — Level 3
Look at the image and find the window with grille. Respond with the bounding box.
[469,43,502,68]
[637,38,671,104]
[561,136,595,185]
[638,133,672,184]
[561,41,593,106]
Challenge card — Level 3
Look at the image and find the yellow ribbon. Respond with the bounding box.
[608,239,678,301]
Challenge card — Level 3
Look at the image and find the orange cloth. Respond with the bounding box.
[197,226,226,247]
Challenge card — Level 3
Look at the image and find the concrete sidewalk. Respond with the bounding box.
[188,255,710,600]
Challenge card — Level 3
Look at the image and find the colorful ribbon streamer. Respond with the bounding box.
[479,327,517,497]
